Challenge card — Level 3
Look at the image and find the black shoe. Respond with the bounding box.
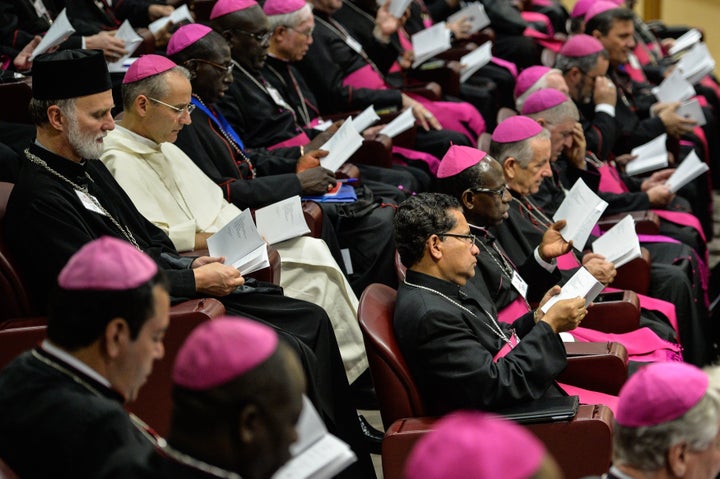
[358,414,384,455]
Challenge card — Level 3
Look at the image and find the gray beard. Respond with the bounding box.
[66,116,105,159]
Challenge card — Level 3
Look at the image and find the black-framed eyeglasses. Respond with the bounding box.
[232,29,271,44]
[147,97,196,116]
[287,25,314,37]
[192,58,233,75]
[439,233,476,245]
[470,184,509,197]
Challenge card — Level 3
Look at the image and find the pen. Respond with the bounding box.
[337,178,358,183]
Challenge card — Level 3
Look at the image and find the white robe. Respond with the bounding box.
[101,126,368,382]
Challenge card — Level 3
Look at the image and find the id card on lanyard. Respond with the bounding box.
[493,331,520,362]
[511,270,529,299]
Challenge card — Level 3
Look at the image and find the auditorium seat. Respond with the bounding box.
[358,283,615,479]
[0,80,32,125]
[0,182,34,320]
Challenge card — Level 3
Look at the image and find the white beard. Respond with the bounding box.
[66,115,106,159]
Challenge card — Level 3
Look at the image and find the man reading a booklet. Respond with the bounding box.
[393,192,620,415]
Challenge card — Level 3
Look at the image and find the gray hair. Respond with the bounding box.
[489,128,551,168]
[613,367,720,471]
[121,66,191,111]
[267,3,313,31]
[525,99,579,126]
[28,98,75,126]
[516,68,563,111]
[555,50,608,75]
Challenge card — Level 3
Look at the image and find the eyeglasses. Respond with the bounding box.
[193,58,233,75]
[439,233,476,245]
[471,184,509,197]
[233,29,271,44]
[147,97,196,116]
[287,25,314,37]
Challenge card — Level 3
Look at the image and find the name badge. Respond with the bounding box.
[345,36,363,54]
[32,0,50,19]
[628,52,641,70]
[511,270,529,299]
[266,86,293,111]
[75,189,108,216]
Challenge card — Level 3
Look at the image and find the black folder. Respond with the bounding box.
[495,395,579,424]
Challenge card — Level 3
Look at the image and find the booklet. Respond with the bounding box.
[379,107,416,138]
[652,68,695,103]
[412,22,452,68]
[447,2,491,34]
[676,98,707,126]
[540,267,605,313]
[254,196,310,245]
[386,0,413,18]
[352,105,380,133]
[272,395,357,479]
[148,4,194,34]
[592,215,641,268]
[665,150,709,193]
[30,8,75,61]
[207,209,269,275]
[459,41,492,83]
[669,28,702,56]
[302,184,358,203]
[319,118,364,172]
[552,179,608,250]
[496,395,579,424]
[106,20,143,72]
[677,43,715,85]
[626,134,668,176]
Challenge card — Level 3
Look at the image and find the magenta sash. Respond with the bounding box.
[520,11,554,35]
[556,251,581,270]
[490,56,518,78]
[557,383,618,414]
[492,332,520,362]
[522,27,563,52]
[392,146,441,176]
[342,64,387,90]
[603,286,680,337]
[597,163,627,194]
[497,296,531,324]
[267,131,311,150]
[532,0,553,6]
[410,94,486,142]
[569,327,683,362]
[653,210,707,242]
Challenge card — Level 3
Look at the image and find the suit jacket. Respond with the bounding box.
[395,269,566,415]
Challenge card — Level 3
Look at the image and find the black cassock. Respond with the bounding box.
[395,269,567,416]
[4,144,375,479]
[0,348,152,479]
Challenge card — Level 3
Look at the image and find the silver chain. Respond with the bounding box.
[511,196,553,228]
[403,279,512,345]
[24,149,141,250]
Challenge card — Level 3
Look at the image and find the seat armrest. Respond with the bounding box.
[169,298,225,319]
[405,66,460,98]
[302,201,323,238]
[349,138,392,168]
[561,341,628,395]
[598,210,660,235]
[611,248,651,295]
[582,290,640,333]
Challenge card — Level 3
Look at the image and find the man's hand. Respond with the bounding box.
[362,124,385,141]
[541,296,587,333]
[148,4,174,20]
[297,167,336,195]
[397,50,414,70]
[593,76,617,106]
[641,168,674,190]
[296,149,327,172]
[193,261,245,296]
[85,31,128,62]
[536,285,561,319]
[306,121,342,151]
[194,232,213,250]
[658,101,697,137]
[447,17,472,39]
[582,253,617,284]
[539,220,572,261]
[614,153,636,166]
[152,21,173,47]
[646,184,674,207]
[374,1,400,41]
[565,122,587,169]
[401,94,442,131]
[191,256,224,268]
[13,35,42,71]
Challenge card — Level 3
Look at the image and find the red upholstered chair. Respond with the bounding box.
[0,457,18,479]
[0,317,47,370]
[0,79,32,125]
[358,283,615,479]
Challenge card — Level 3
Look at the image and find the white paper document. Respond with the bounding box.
[553,179,608,250]
[379,107,416,138]
[540,267,605,313]
[30,8,76,61]
[352,105,380,132]
[447,3,491,34]
[272,395,357,479]
[148,4,194,34]
[459,41,492,83]
[106,20,143,71]
[387,0,413,18]
[207,209,269,275]
[665,150,709,193]
[412,22,452,68]
[669,28,702,56]
[653,68,695,103]
[626,133,668,176]
[255,196,310,245]
[677,43,715,85]
[319,118,364,172]
[312,119,334,132]
[676,98,706,126]
[592,215,641,268]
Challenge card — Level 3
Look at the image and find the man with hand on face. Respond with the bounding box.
[0,237,169,479]
[99,317,309,479]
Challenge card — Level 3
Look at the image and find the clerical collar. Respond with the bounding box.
[33,139,87,166]
[41,339,112,389]
[405,269,467,300]
[115,124,160,149]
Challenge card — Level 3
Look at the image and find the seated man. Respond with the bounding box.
[4,49,374,478]
[99,316,306,479]
[600,362,720,478]
[392,192,615,415]
[0,236,169,478]
[102,54,368,384]
[404,411,562,479]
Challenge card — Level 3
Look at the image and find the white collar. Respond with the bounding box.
[41,339,112,389]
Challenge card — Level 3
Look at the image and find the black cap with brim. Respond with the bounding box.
[32,49,112,100]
